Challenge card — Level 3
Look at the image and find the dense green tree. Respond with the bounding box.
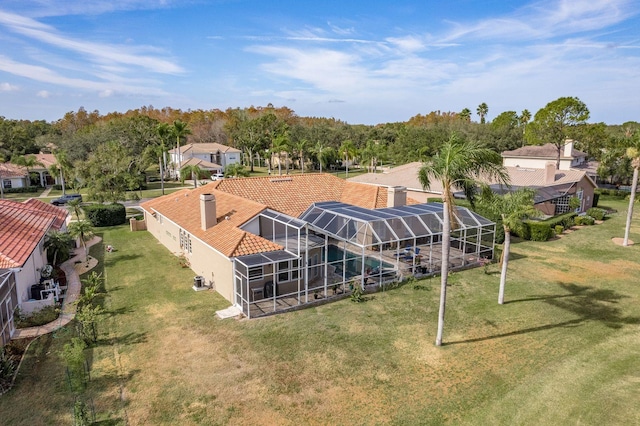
[418,134,508,346]
[79,141,144,202]
[527,97,590,168]
[180,164,203,188]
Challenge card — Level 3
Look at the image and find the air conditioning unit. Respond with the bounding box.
[193,276,207,292]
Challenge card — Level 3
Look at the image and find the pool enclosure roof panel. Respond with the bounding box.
[235,249,299,268]
[299,201,493,246]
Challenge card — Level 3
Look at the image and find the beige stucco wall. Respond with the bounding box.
[503,157,574,171]
[15,238,48,305]
[144,210,235,303]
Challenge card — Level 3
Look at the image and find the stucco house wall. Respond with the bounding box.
[144,209,236,303]
[14,238,48,307]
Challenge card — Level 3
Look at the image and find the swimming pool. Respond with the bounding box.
[326,245,394,279]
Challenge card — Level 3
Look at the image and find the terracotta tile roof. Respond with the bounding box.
[0,199,68,269]
[32,153,57,169]
[144,174,405,258]
[180,157,221,169]
[22,198,68,229]
[140,183,279,257]
[502,143,587,159]
[348,162,446,194]
[0,162,27,178]
[213,173,394,217]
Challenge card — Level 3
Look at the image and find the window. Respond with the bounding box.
[179,230,192,254]
[248,266,263,282]
[2,180,11,189]
[277,259,300,282]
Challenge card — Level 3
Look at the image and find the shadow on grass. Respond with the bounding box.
[446,282,640,346]
[96,331,148,347]
[103,253,143,267]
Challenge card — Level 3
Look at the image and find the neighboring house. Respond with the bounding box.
[31,153,61,187]
[140,174,496,318]
[502,139,588,171]
[349,140,597,216]
[1,162,29,192]
[168,143,242,178]
[0,199,69,339]
[0,153,62,191]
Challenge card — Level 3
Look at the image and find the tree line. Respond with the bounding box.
[1,98,639,202]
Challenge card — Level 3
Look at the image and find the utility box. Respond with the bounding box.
[193,276,207,291]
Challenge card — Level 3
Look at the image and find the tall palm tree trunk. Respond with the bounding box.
[623,165,638,246]
[158,157,165,195]
[435,199,451,346]
[498,225,511,304]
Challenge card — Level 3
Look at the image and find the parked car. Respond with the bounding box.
[210,173,225,181]
[50,194,83,206]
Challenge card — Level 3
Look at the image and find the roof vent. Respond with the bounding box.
[270,178,293,183]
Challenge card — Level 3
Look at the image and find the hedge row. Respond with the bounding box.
[2,186,40,193]
[82,203,127,227]
[517,212,578,242]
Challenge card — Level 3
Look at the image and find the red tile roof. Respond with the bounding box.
[213,173,394,217]
[142,174,402,258]
[0,199,68,269]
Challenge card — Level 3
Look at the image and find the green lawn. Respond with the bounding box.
[1,196,639,425]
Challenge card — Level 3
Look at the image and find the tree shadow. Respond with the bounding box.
[103,253,143,267]
[95,331,148,347]
[446,282,639,346]
[105,306,134,317]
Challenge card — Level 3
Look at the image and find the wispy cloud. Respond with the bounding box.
[0,11,184,74]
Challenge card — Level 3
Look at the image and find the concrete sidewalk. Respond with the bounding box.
[12,236,103,339]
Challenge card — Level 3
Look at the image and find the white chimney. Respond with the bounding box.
[387,186,407,208]
[200,193,217,230]
[563,139,574,158]
[544,162,556,185]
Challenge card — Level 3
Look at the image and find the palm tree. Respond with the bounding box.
[360,140,383,173]
[477,188,538,304]
[459,108,471,122]
[156,123,172,195]
[171,120,191,179]
[67,198,83,220]
[294,139,308,173]
[623,145,640,246]
[339,140,357,177]
[69,220,95,263]
[418,134,508,346]
[0,153,6,199]
[44,230,73,266]
[12,154,44,187]
[271,134,289,176]
[311,142,331,173]
[477,103,489,124]
[53,150,72,195]
[180,164,203,188]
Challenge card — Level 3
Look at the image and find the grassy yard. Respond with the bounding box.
[1,196,639,425]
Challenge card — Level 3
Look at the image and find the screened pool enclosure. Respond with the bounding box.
[234,201,495,318]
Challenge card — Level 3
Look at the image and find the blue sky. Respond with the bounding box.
[0,0,639,125]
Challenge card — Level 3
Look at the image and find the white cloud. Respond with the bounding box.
[37,90,50,98]
[0,82,19,91]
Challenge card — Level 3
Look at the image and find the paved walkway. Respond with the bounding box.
[12,236,103,339]
[38,186,54,198]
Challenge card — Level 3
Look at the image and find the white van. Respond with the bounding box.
[210,173,225,181]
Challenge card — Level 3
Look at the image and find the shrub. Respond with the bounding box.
[528,222,553,241]
[0,347,16,392]
[555,225,564,235]
[586,207,605,220]
[15,305,60,328]
[575,215,595,226]
[82,203,126,227]
[428,197,443,203]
